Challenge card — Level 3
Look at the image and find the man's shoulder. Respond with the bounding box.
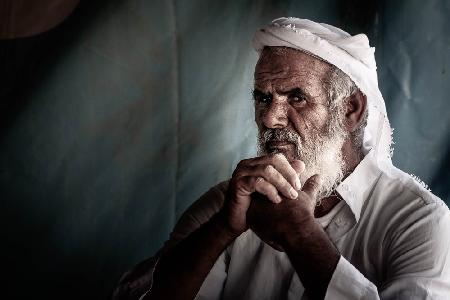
[370,164,449,232]
[349,163,450,266]
[374,165,450,259]
[378,164,445,207]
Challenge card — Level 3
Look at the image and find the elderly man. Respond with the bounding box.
[112,18,450,300]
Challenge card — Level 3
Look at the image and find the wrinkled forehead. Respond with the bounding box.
[254,46,332,88]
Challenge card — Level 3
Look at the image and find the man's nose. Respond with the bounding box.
[262,101,289,129]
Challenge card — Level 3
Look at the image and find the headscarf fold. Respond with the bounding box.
[253,17,393,167]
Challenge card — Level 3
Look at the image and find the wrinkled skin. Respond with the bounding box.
[254,48,332,160]
[247,176,321,251]
[223,47,347,242]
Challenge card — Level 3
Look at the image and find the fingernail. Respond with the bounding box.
[276,195,282,203]
[290,188,298,199]
[295,178,301,190]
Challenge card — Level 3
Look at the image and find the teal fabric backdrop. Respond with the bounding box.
[1,0,449,299]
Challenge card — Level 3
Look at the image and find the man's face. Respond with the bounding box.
[253,47,348,198]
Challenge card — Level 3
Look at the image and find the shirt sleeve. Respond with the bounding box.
[325,256,379,299]
[378,202,450,299]
[325,202,450,300]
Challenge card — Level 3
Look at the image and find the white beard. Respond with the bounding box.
[257,115,347,201]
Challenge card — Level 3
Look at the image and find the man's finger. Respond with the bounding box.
[254,176,282,203]
[237,163,298,200]
[290,160,305,177]
[301,174,321,200]
[268,154,301,190]
[247,153,301,191]
[269,154,302,191]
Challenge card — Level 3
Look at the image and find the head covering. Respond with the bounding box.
[252,17,393,168]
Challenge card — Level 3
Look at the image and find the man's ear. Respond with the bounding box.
[345,90,367,132]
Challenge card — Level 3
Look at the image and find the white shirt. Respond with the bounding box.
[132,150,450,300]
[316,200,345,228]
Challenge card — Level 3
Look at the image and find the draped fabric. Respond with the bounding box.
[253,17,393,170]
[0,0,449,299]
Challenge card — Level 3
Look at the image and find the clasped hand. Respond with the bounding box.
[222,153,322,250]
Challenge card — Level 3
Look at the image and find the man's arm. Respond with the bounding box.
[110,182,229,300]
[282,177,340,300]
[282,215,340,300]
[113,154,305,300]
[145,211,237,300]
[140,154,302,299]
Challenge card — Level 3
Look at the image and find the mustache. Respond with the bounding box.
[260,128,301,146]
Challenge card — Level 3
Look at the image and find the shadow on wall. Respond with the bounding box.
[1,1,156,299]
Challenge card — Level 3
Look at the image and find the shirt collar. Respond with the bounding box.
[335,150,382,223]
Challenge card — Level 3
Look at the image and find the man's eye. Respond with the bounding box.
[253,91,272,104]
[257,96,271,103]
[290,94,306,102]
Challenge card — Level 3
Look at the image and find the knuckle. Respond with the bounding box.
[255,176,265,186]
[254,182,267,195]
[274,152,287,161]
[268,153,283,163]
[237,158,251,168]
[308,176,319,187]
[264,164,275,176]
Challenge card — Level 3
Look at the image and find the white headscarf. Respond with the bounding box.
[252,17,393,168]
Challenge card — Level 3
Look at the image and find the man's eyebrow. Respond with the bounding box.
[276,87,307,96]
[251,88,308,99]
[252,88,270,97]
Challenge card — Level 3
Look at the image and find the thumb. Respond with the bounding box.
[301,174,321,200]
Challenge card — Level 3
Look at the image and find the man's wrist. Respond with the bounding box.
[212,210,242,242]
[280,215,340,300]
[280,214,319,251]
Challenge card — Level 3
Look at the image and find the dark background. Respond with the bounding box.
[1,0,449,299]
